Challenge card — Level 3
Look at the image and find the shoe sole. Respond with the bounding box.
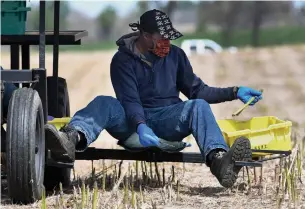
[45,124,75,162]
[220,136,252,188]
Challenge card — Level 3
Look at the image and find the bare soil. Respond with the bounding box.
[1,45,305,208]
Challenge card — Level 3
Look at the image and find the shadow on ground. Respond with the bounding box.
[178,184,229,197]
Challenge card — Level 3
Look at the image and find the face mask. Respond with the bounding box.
[150,39,170,57]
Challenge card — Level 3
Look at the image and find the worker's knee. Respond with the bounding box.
[90,95,123,112]
[92,95,119,105]
[191,99,211,110]
[182,99,211,119]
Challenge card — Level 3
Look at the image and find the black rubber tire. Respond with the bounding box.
[44,76,72,190]
[47,76,70,118]
[6,88,45,204]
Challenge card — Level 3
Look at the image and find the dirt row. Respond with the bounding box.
[1,44,305,208]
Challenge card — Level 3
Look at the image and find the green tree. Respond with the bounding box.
[152,1,177,18]
[136,1,149,16]
[97,6,117,40]
[250,1,293,47]
[196,1,212,34]
[195,1,293,47]
[27,1,70,30]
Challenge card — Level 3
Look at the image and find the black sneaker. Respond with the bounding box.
[45,124,79,163]
[210,136,252,188]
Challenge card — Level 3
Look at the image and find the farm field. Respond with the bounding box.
[1,44,305,208]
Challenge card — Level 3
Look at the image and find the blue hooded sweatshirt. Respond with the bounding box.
[110,32,237,130]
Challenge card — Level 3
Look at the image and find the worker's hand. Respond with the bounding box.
[137,123,160,147]
[237,86,262,105]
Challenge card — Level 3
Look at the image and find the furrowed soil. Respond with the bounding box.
[1,45,305,208]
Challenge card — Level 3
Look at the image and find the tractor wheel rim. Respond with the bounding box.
[35,112,43,182]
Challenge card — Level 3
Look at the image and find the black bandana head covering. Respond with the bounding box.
[129,9,183,40]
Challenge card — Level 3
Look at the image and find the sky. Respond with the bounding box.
[29,0,145,18]
[68,1,138,18]
[29,0,304,19]
[28,0,203,18]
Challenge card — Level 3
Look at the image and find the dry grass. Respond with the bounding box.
[1,44,305,208]
[3,135,304,209]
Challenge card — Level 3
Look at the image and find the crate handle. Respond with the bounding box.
[1,7,31,13]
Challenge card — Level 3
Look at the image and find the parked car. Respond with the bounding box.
[180,39,237,56]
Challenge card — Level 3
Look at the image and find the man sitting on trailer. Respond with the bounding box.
[44,9,262,188]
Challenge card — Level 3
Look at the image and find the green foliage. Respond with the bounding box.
[172,26,305,48]
[97,6,117,40]
[136,1,149,16]
[26,1,70,30]
[36,26,305,52]
[43,41,116,52]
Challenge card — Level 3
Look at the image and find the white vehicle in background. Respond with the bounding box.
[180,39,238,56]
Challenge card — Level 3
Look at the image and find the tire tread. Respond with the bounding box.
[6,88,45,203]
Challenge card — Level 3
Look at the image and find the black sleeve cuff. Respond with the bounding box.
[233,86,239,99]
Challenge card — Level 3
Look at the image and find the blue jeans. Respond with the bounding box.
[69,96,229,163]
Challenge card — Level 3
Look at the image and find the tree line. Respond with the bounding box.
[26,1,305,48]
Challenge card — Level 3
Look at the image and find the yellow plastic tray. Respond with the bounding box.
[48,117,71,130]
[48,116,292,158]
[217,116,292,157]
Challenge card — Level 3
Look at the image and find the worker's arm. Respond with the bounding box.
[110,53,146,130]
[176,48,237,104]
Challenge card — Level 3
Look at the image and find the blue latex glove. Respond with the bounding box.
[48,115,54,121]
[137,123,160,147]
[237,86,262,106]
